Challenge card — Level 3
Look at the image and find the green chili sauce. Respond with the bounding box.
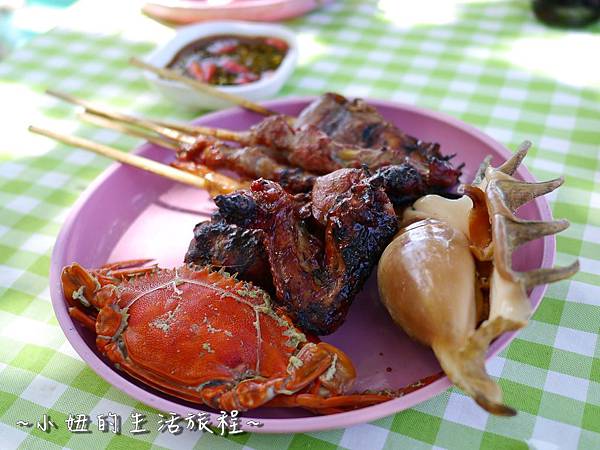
[168,34,288,86]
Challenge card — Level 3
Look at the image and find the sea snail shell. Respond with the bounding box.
[378,141,579,415]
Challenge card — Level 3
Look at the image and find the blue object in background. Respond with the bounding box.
[0,0,79,58]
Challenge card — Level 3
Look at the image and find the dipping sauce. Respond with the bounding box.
[168,34,288,86]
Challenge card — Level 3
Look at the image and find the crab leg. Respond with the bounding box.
[99,259,154,271]
[98,259,157,279]
[263,393,392,414]
[265,372,444,414]
[69,308,97,332]
[213,342,337,411]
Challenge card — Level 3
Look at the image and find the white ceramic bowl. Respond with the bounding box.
[143,21,298,110]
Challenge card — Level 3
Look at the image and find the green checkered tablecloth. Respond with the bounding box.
[1,0,599,448]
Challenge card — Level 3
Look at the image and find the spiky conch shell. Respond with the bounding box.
[397,141,579,415]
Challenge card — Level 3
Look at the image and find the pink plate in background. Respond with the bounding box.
[142,0,335,24]
[49,98,555,433]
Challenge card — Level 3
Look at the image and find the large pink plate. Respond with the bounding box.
[142,0,335,24]
[50,98,554,433]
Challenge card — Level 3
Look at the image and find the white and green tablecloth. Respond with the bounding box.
[0,0,599,448]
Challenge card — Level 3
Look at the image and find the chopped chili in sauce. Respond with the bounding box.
[168,35,288,86]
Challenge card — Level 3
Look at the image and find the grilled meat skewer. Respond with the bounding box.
[175,138,317,193]
[180,112,461,190]
[295,93,417,148]
[48,90,463,196]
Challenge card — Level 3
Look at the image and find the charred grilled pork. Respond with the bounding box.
[214,170,398,335]
[184,217,272,290]
[295,92,427,150]
[173,93,462,198]
[185,162,443,302]
[247,112,461,189]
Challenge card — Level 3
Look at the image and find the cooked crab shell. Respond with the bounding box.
[378,141,579,415]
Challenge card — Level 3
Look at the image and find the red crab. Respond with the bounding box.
[62,260,392,413]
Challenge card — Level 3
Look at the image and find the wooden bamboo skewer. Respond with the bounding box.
[84,106,360,164]
[76,111,252,194]
[114,113,246,144]
[150,118,248,143]
[47,89,198,145]
[28,125,242,195]
[78,112,180,150]
[75,112,248,192]
[130,57,279,117]
[61,92,364,174]
[46,89,247,144]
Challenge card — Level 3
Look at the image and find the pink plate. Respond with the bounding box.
[50,98,555,433]
[142,0,335,24]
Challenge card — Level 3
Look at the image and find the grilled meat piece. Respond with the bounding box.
[174,93,461,195]
[293,93,462,183]
[310,168,366,225]
[250,115,341,174]
[215,172,398,335]
[184,217,272,289]
[247,109,461,191]
[311,163,434,221]
[372,164,427,206]
[175,137,317,193]
[295,92,418,150]
[213,191,259,228]
[185,165,430,296]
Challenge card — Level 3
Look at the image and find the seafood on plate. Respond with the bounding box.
[35,87,579,416]
[62,260,393,414]
[34,90,464,336]
[377,142,579,415]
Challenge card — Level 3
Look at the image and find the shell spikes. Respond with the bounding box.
[480,142,580,286]
[459,141,579,414]
[378,141,579,416]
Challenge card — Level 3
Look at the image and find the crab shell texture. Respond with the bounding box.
[378,141,579,416]
[62,262,390,414]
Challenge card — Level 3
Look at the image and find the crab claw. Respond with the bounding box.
[314,342,356,396]
[61,263,101,332]
[280,343,393,414]
[62,263,98,309]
